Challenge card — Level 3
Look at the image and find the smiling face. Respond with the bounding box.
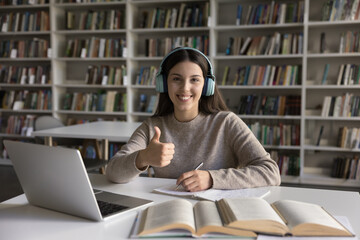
[167,61,205,122]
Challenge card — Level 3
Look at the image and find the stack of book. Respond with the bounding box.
[139,3,209,29]
[337,126,360,149]
[145,35,209,57]
[221,64,301,86]
[135,66,158,86]
[321,94,360,117]
[0,39,50,58]
[84,65,126,85]
[339,31,360,53]
[238,95,301,116]
[65,37,126,58]
[331,155,360,179]
[225,32,303,56]
[270,151,300,176]
[1,90,52,110]
[336,64,360,85]
[62,91,126,112]
[65,9,125,30]
[236,1,304,25]
[5,114,35,136]
[322,0,360,21]
[249,121,300,147]
[0,65,51,84]
[0,11,50,32]
[0,0,48,5]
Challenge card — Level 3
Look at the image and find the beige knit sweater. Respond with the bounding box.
[106,111,281,189]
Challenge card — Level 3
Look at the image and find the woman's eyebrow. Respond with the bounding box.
[169,73,202,77]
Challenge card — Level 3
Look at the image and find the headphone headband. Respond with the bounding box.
[155,47,215,96]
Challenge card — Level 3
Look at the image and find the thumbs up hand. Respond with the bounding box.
[135,126,175,170]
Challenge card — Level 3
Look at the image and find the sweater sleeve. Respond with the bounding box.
[208,113,281,189]
[105,122,150,183]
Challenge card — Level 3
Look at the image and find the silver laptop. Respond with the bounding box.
[3,140,152,221]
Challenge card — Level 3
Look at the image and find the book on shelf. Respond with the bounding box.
[105,91,116,112]
[136,66,157,86]
[132,198,353,238]
[331,155,360,179]
[270,151,300,176]
[322,0,360,21]
[84,65,126,85]
[241,2,304,25]
[0,39,49,58]
[337,127,360,149]
[145,35,209,57]
[137,94,147,112]
[234,32,302,56]
[65,37,126,58]
[0,65,51,84]
[228,65,300,86]
[146,95,157,113]
[221,66,230,85]
[316,125,325,146]
[236,4,242,25]
[249,121,300,147]
[337,64,360,85]
[141,3,208,29]
[322,94,360,117]
[321,63,330,85]
[5,114,35,136]
[0,0,48,5]
[238,95,300,116]
[62,91,126,112]
[1,11,50,32]
[339,30,360,53]
[225,37,233,55]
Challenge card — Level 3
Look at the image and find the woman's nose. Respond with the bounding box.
[180,80,191,90]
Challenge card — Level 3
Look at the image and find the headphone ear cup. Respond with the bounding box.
[155,73,165,93]
[204,77,215,96]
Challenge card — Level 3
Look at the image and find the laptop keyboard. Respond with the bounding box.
[97,200,128,217]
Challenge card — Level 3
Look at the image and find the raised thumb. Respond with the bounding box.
[151,126,161,142]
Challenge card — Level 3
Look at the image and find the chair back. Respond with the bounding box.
[35,116,64,131]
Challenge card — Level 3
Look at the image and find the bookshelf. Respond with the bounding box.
[0,0,359,190]
[0,1,52,164]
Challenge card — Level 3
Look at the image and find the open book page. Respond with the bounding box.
[272,200,353,236]
[218,197,288,235]
[193,201,257,237]
[153,184,270,201]
[138,199,195,236]
[257,216,357,240]
[193,201,222,230]
[130,211,192,238]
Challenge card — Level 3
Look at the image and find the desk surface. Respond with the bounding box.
[1,174,360,240]
[32,121,142,142]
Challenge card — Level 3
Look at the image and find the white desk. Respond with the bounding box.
[1,174,360,240]
[32,121,141,160]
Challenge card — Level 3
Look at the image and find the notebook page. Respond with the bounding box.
[153,185,270,201]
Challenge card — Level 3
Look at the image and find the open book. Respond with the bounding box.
[132,198,354,238]
[219,198,354,237]
[132,199,256,238]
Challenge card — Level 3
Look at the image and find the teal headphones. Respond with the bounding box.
[155,47,215,96]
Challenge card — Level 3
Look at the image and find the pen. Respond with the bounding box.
[175,162,204,190]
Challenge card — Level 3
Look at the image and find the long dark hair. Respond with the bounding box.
[153,48,228,117]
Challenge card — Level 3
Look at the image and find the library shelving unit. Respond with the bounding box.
[0,1,52,165]
[0,0,359,190]
[303,0,360,189]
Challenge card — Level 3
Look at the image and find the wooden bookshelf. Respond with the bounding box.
[0,0,359,189]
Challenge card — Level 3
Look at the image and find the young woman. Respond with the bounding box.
[106,47,281,192]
